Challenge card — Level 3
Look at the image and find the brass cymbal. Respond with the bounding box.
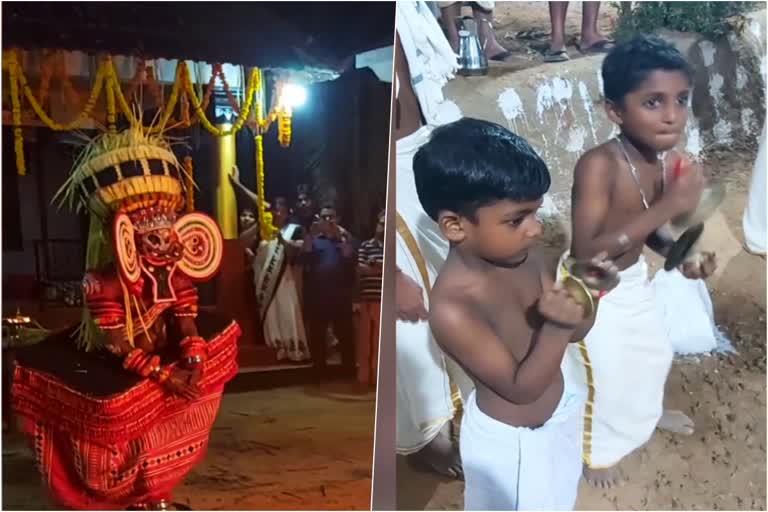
[562,275,595,319]
[664,222,705,271]
[563,258,620,291]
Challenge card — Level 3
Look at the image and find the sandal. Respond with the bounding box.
[579,39,616,54]
[488,50,514,62]
[543,49,570,63]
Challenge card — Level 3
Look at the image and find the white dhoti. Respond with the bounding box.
[743,122,766,255]
[561,255,673,468]
[460,390,583,511]
[396,126,473,454]
[253,224,310,362]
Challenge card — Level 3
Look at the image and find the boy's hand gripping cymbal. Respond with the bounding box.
[538,283,588,330]
[558,252,621,319]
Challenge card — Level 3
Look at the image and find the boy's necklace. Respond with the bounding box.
[614,135,668,210]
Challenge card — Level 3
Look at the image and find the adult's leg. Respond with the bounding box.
[548,2,569,53]
[439,2,463,52]
[356,302,373,385]
[580,2,614,52]
[307,305,329,374]
[332,302,357,377]
[472,4,519,60]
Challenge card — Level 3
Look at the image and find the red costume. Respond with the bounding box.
[12,126,238,510]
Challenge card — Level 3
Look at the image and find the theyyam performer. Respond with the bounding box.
[394,0,472,478]
[12,122,239,510]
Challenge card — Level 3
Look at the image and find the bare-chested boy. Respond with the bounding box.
[419,118,619,510]
[563,35,718,488]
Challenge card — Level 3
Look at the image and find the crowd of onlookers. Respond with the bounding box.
[233,169,383,388]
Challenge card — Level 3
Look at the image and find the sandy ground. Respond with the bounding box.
[396,147,767,510]
[3,382,376,511]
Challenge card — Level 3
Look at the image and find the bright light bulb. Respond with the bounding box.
[281,83,307,109]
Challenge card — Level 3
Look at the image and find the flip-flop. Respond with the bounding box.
[488,50,514,62]
[579,39,616,54]
[543,49,570,63]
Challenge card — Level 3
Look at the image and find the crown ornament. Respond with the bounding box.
[129,205,177,234]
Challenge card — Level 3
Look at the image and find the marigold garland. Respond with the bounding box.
[183,64,259,137]
[183,156,195,213]
[8,52,105,133]
[255,134,278,241]
[105,58,117,134]
[278,110,292,148]
[9,58,26,175]
[5,50,293,184]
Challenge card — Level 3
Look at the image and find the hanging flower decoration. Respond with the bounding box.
[278,110,292,148]
[5,48,294,229]
[8,55,26,175]
[183,156,195,213]
[255,134,278,241]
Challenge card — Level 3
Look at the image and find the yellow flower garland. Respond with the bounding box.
[278,110,292,148]
[8,51,106,132]
[183,156,195,213]
[105,58,117,134]
[5,48,294,214]
[9,58,25,175]
[184,64,259,137]
[255,134,278,241]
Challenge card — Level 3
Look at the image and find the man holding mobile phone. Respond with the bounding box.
[302,205,358,376]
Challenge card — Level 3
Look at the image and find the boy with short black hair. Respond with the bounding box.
[564,35,718,488]
[418,118,618,510]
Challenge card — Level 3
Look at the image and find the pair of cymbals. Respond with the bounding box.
[561,257,620,318]
[664,183,725,271]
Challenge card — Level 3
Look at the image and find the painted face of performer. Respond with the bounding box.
[138,227,184,266]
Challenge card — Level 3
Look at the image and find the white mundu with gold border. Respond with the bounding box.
[559,253,673,468]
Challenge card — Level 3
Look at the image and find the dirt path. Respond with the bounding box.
[3,383,376,511]
[396,151,766,510]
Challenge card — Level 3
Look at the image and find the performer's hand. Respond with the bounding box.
[396,269,428,322]
[164,369,200,401]
[680,251,717,280]
[187,366,203,386]
[538,282,585,330]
